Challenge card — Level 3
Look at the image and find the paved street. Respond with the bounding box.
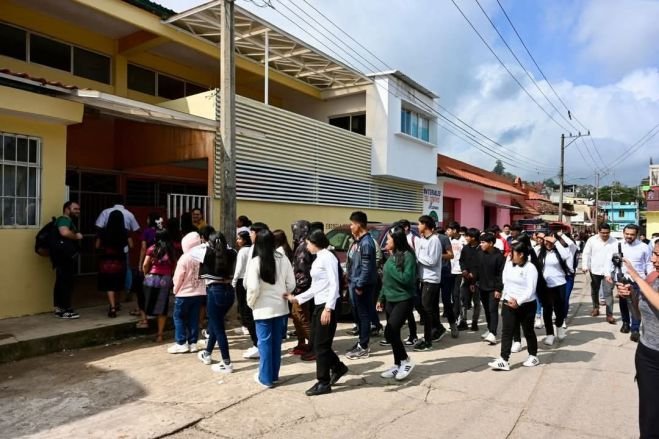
[0,274,639,439]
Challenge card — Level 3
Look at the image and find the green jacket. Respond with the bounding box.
[378,251,417,303]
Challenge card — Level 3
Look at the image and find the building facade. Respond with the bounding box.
[601,202,639,231]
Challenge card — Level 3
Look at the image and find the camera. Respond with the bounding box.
[611,252,631,284]
[611,253,623,269]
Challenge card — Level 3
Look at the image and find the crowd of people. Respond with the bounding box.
[48,202,659,436]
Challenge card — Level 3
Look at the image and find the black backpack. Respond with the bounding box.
[35,217,57,257]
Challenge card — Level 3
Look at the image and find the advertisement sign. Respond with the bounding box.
[423,185,443,223]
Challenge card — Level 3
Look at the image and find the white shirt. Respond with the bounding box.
[582,235,618,276]
[606,239,653,280]
[245,253,295,320]
[494,238,505,252]
[406,232,418,250]
[231,246,251,287]
[450,237,464,275]
[294,249,340,310]
[415,233,442,284]
[502,260,538,305]
[537,244,570,288]
[557,234,578,273]
[95,205,140,232]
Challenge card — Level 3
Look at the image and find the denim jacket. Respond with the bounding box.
[346,232,377,288]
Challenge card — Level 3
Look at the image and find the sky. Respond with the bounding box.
[156,0,659,186]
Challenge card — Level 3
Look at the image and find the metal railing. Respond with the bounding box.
[167,194,212,225]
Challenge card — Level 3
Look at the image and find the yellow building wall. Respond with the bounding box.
[647,212,659,238]
[210,200,419,239]
[0,115,69,318]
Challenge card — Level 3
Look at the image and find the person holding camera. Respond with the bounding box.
[607,224,653,342]
[616,240,659,439]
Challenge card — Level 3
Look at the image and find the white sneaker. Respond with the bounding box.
[534,315,543,329]
[380,365,399,379]
[484,332,497,345]
[544,335,555,346]
[197,339,208,349]
[557,326,567,341]
[511,341,522,353]
[197,350,212,365]
[481,330,491,339]
[395,359,415,380]
[167,343,189,354]
[243,345,260,359]
[523,355,540,367]
[202,329,210,339]
[242,326,249,336]
[253,372,271,389]
[488,357,510,371]
[188,343,199,353]
[211,361,234,374]
[561,322,567,329]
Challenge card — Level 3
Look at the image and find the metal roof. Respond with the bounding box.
[369,70,438,99]
[164,1,371,90]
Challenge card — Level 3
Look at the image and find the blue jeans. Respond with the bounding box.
[205,283,235,362]
[350,284,375,349]
[256,315,287,386]
[174,296,204,345]
[620,284,641,332]
[564,274,575,317]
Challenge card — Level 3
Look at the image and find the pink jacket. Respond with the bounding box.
[173,232,206,297]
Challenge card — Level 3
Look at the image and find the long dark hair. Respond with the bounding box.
[273,229,293,262]
[153,229,175,262]
[208,230,234,274]
[101,210,127,250]
[166,217,181,243]
[253,229,276,285]
[389,226,414,271]
[180,212,197,235]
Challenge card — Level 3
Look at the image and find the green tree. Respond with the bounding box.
[493,160,505,175]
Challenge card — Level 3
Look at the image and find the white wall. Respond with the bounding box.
[367,75,438,184]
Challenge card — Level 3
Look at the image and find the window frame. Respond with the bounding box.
[400,107,431,142]
[1,132,41,229]
[328,112,367,135]
[127,63,207,99]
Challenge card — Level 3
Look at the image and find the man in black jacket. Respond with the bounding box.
[478,233,506,345]
[459,228,482,331]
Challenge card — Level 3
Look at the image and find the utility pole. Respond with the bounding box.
[218,0,236,241]
[595,172,600,228]
[558,132,591,224]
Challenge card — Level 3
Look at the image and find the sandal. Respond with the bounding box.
[135,320,149,329]
[108,307,117,318]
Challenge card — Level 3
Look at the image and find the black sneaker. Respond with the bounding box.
[630,331,640,343]
[371,326,383,337]
[413,339,432,351]
[470,323,479,332]
[620,322,630,334]
[432,327,447,342]
[457,321,469,331]
[345,342,358,353]
[305,382,332,396]
[379,339,391,346]
[55,309,80,319]
[330,363,349,385]
[346,344,370,360]
[345,327,359,336]
[450,323,459,338]
[404,336,418,346]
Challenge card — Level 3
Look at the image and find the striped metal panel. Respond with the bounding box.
[215,95,422,212]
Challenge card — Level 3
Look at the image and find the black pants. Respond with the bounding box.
[53,258,76,310]
[500,301,537,362]
[235,280,257,346]
[480,290,500,335]
[406,284,423,339]
[385,299,413,365]
[460,282,481,324]
[452,275,462,322]
[441,274,457,324]
[636,342,659,438]
[311,305,341,385]
[421,282,441,342]
[539,284,566,335]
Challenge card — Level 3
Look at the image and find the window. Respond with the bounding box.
[401,108,430,142]
[0,23,26,60]
[1,133,40,227]
[73,47,111,84]
[329,113,366,135]
[127,63,206,99]
[30,34,71,72]
[0,22,111,84]
[618,210,625,218]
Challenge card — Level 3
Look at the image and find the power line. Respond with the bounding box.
[274,0,557,173]
[267,0,556,174]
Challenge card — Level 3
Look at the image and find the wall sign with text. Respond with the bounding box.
[423,185,443,223]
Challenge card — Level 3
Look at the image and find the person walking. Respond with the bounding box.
[459,228,482,331]
[377,226,417,380]
[446,222,464,331]
[536,233,571,345]
[414,215,443,352]
[345,211,378,360]
[142,229,176,342]
[489,241,540,371]
[582,223,618,321]
[246,229,296,388]
[290,220,314,358]
[197,230,238,373]
[135,212,163,328]
[617,243,659,438]
[96,210,132,318]
[232,231,259,359]
[285,229,348,396]
[51,201,83,319]
[478,232,506,346]
[436,227,457,338]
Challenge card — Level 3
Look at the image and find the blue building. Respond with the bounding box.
[602,202,639,231]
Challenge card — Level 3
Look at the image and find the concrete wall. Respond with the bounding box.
[441,179,512,230]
